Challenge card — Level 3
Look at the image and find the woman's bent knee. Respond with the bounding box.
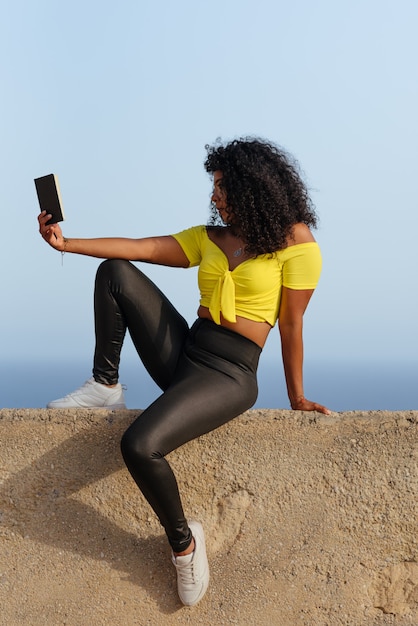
[96,258,133,281]
[120,426,156,470]
[120,428,139,466]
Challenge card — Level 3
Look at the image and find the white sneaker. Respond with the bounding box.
[172,520,210,606]
[47,377,126,409]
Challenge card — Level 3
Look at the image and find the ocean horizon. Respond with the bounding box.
[1,357,416,412]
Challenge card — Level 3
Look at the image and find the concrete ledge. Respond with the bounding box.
[1,409,417,625]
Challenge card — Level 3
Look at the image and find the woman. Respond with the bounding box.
[38,137,329,607]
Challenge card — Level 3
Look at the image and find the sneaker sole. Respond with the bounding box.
[47,403,127,410]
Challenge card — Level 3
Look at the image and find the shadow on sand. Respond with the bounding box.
[1,411,185,614]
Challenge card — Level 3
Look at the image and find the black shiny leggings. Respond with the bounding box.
[93,260,261,552]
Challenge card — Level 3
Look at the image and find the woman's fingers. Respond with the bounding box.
[293,396,331,415]
[38,212,63,249]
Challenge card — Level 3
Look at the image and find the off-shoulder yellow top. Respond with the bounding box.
[172,226,322,326]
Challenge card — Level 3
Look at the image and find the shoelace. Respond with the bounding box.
[65,381,92,398]
[176,559,196,585]
[66,380,126,398]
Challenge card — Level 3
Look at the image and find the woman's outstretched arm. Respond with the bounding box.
[38,211,190,267]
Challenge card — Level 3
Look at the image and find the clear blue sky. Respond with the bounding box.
[1,1,417,405]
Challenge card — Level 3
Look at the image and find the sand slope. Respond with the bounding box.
[0,408,417,625]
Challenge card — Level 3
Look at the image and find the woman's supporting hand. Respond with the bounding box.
[38,211,65,251]
[290,395,331,415]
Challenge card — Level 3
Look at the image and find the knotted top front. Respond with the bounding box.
[209,269,236,324]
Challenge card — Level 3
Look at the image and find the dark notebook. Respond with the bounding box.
[34,174,65,225]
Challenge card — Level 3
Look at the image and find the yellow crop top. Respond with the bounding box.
[172,225,322,326]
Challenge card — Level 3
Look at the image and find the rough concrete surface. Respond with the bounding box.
[0,408,417,626]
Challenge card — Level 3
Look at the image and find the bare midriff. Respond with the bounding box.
[197,305,272,348]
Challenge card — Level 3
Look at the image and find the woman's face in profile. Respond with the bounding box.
[212,171,235,224]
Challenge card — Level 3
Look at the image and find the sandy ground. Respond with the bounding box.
[0,408,417,626]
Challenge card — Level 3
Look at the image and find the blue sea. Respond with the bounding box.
[1,357,416,411]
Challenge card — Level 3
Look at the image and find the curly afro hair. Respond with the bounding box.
[204,137,318,256]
